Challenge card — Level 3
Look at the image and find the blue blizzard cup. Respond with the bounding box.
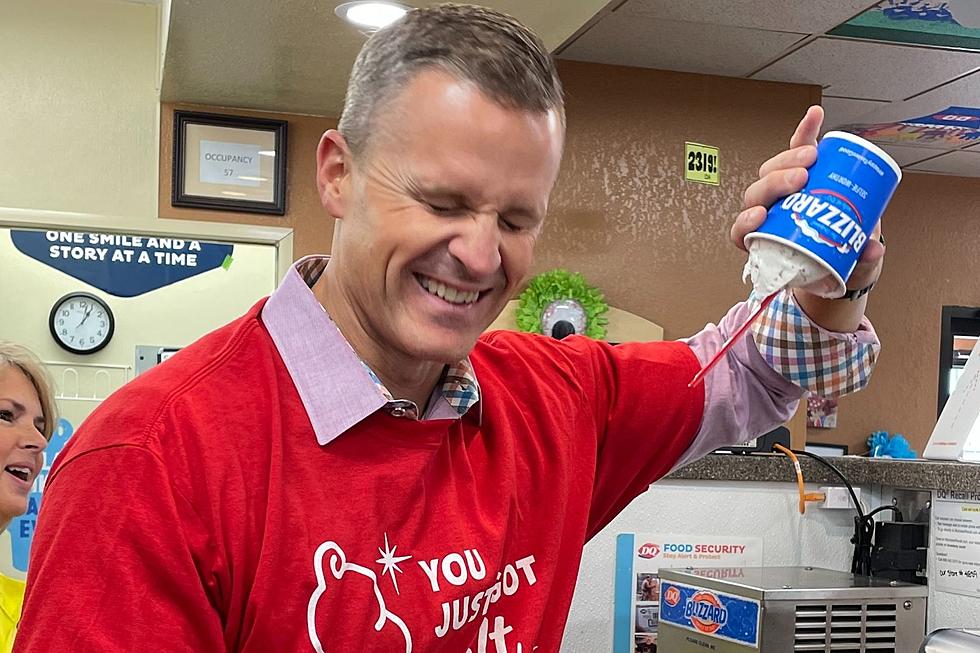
[744,131,902,296]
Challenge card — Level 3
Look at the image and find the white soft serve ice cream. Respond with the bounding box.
[743,238,842,299]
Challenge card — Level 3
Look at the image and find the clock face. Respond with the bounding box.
[49,293,114,355]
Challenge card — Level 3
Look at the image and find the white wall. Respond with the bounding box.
[0,225,278,429]
[0,0,160,219]
[562,479,857,651]
[561,479,980,651]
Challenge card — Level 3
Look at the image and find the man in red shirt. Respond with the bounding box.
[17,5,884,652]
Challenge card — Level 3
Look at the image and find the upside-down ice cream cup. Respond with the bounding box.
[744,131,902,298]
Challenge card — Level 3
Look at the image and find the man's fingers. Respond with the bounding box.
[730,206,767,251]
[758,145,818,179]
[743,168,808,210]
[789,105,824,150]
[858,237,884,265]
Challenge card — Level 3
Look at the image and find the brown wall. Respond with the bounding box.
[540,61,820,342]
[541,61,980,454]
[159,103,336,260]
[831,174,980,452]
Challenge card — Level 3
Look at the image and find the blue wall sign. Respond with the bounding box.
[11,230,234,297]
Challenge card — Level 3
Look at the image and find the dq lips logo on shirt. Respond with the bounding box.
[683,591,728,635]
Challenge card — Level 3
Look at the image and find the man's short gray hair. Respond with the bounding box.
[338,3,564,159]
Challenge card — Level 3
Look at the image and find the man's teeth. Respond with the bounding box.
[418,276,480,304]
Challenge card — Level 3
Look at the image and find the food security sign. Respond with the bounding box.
[10,229,234,297]
[612,533,761,653]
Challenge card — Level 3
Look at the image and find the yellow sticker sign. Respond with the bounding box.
[685,142,720,185]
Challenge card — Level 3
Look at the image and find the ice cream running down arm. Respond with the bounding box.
[743,238,843,299]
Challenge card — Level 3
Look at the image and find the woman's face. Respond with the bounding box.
[0,365,47,524]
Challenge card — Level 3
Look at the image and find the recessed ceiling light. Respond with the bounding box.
[335,1,409,31]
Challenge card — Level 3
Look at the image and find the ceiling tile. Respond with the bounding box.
[821,96,890,131]
[871,143,946,167]
[826,74,980,151]
[561,13,805,78]
[906,149,980,176]
[618,0,878,34]
[840,70,980,125]
[753,37,980,101]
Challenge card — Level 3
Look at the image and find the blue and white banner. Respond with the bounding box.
[11,230,234,297]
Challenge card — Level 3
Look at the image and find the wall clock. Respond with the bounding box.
[49,292,114,355]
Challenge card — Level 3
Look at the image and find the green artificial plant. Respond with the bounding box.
[515,269,609,339]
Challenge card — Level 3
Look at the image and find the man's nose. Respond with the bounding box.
[447,213,503,280]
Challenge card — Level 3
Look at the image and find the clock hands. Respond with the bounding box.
[78,305,94,328]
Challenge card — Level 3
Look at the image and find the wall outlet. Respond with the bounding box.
[820,486,859,510]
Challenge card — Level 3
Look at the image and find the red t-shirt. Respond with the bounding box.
[16,300,703,652]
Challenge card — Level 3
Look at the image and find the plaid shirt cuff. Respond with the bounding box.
[750,289,880,398]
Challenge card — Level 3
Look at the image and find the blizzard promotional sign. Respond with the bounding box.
[11,230,234,297]
[659,581,760,647]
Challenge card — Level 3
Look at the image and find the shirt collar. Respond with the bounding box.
[261,255,481,445]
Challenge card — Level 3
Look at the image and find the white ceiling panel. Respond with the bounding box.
[617,0,877,34]
[873,143,946,167]
[561,13,805,78]
[836,70,980,127]
[821,96,890,132]
[753,38,980,101]
[906,150,980,177]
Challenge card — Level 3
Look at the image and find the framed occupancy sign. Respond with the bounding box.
[172,111,288,215]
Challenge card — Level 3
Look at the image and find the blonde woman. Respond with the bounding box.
[0,343,51,652]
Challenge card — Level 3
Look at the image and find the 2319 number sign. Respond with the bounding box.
[684,142,720,186]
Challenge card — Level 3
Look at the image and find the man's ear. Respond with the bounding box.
[316,129,353,219]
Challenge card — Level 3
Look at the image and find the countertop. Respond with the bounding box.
[667,453,980,492]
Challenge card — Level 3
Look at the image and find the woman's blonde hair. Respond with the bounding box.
[0,342,57,440]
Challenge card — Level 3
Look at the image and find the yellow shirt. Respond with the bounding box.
[0,574,24,653]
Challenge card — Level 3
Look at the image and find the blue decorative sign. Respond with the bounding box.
[903,106,980,131]
[659,580,761,648]
[843,106,980,148]
[6,418,74,572]
[11,230,234,297]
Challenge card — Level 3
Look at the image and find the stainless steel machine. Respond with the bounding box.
[919,629,980,652]
[657,566,928,652]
